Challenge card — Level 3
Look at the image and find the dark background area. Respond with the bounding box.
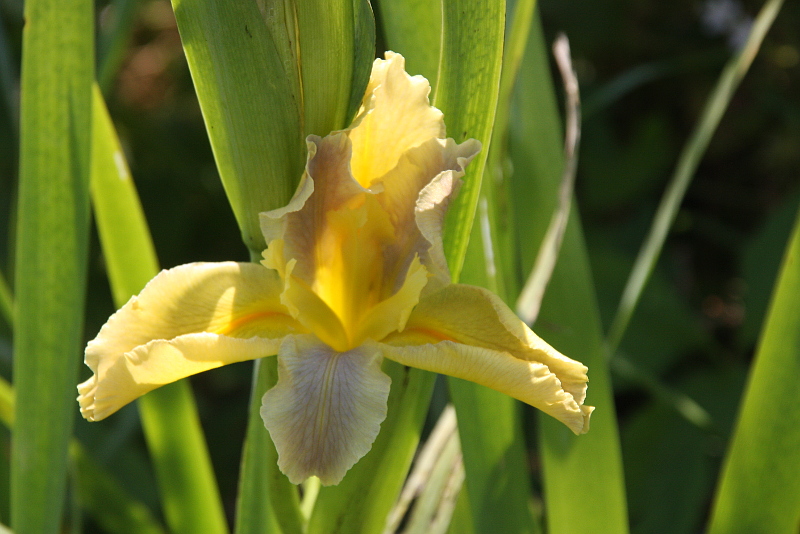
[0,0,798,531]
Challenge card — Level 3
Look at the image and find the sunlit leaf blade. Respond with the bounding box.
[509,13,629,534]
[436,0,506,282]
[605,0,785,354]
[169,0,299,253]
[11,0,93,530]
[90,85,158,303]
[377,0,440,85]
[446,1,539,529]
[89,85,228,534]
[169,0,374,254]
[706,204,800,534]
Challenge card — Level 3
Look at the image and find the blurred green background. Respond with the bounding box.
[0,0,798,531]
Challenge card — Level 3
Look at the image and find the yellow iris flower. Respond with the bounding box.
[78,52,593,486]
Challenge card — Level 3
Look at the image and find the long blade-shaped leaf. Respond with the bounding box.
[170,0,374,254]
[446,0,540,532]
[510,13,629,534]
[97,0,143,94]
[377,0,440,85]
[605,0,785,354]
[0,273,11,328]
[11,0,93,531]
[89,85,229,534]
[436,0,506,281]
[706,203,800,533]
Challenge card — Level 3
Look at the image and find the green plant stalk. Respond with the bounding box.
[11,0,93,531]
[606,0,785,354]
[235,358,302,534]
[707,203,800,533]
[90,85,228,534]
[510,13,628,534]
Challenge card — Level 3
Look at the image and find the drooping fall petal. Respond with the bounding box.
[260,335,391,485]
[383,284,593,434]
[79,334,282,422]
[78,262,303,420]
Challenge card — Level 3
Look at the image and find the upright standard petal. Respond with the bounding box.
[348,52,445,188]
[384,284,593,434]
[261,335,391,485]
[258,76,480,350]
[79,262,303,421]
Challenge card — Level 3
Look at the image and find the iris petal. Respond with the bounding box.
[261,335,391,485]
[78,262,302,420]
[80,334,281,421]
[378,137,481,293]
[384,284,593,434]
[348,52,445,188]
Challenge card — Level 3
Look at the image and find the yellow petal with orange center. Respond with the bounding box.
[80,334,282,422]
[384,284,593,434]
[78,262,303,421]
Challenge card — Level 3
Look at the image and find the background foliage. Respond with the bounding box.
[0,0,798,532]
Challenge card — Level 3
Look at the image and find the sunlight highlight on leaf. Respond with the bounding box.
[11,0,93,531]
